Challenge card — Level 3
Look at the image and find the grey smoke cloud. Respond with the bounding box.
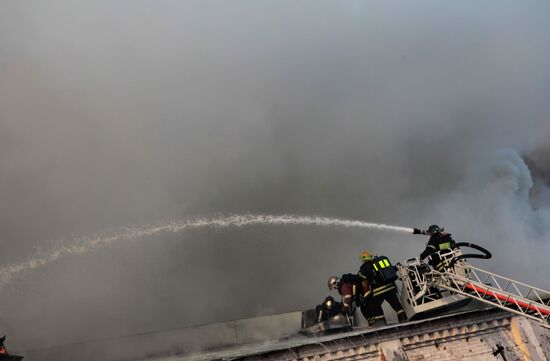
[1,0,550,356]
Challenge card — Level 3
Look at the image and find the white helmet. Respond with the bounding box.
[327,276,340,290]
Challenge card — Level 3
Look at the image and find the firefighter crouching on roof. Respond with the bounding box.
[328,274,364,316]
[315,296,343,323]
[358,250,406,325]
[418,224,457,271]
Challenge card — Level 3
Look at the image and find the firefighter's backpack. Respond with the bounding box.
[372,256,398,283]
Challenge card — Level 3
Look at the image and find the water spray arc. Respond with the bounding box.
[0,215,414,287]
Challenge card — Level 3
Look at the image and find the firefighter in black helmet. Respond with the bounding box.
[315,296,343,323]
[419,224,456,271]
[357,251,406,326]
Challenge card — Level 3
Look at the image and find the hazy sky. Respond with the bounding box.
[1,0,550,355]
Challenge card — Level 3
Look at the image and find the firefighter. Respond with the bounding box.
[0,335,23,360]
[0,336,5,356]
[315,296,343,323]
[419,224,457,271]
[357,251,406,326]
[327,274,364,315]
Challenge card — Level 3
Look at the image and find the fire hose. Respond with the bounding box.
[449,242,492,268]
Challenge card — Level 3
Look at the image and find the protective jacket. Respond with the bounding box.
[338,273,366,312]
[420,233,456,271]
[358,258,396,297]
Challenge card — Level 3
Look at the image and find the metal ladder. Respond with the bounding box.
[431,263,550,327]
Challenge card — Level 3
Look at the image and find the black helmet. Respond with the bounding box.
[324,296,335,309]
[427,224,444,235]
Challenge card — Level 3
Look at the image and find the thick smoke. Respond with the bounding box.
[1,0,550,355]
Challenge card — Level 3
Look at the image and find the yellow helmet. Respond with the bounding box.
[359,250,373,262]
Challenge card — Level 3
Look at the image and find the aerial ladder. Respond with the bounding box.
[397,243,550,328]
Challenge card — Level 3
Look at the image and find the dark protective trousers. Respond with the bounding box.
[360,289,406,325]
